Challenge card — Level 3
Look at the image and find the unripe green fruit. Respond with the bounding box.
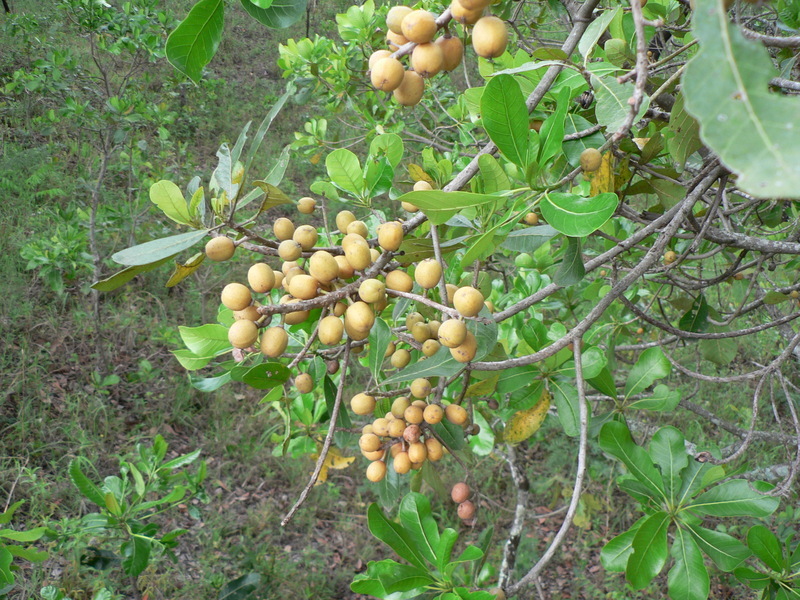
[359,278,386,304]
[438,319,468,348]
[205,236,235,261]
[261,327,288,357]
[371,57,405,92]
[221,283,252,311]
[386,5,412,34]
[423,403,444,424]
[248,263,275,293]
[346,220,369,238]
[319,315,344,345]
[408,441,427,463]
[228,319,259,349]
[453,286,485,317]
[297,196,316,214]
[393,451,412,474]
[457,500,476,520]
[515,253,535,268]
[436,35,464,71]
[273,217,295,241]
[386,270,413,292]
[450,331,478,363]
[367,460,387,482]
[360,433,381,452]
[288,274,319,300]
[422,339,441,357]
[385,342,396,358]
[278,239,302,261]
[351,392,376,415]
[410,378,431,399]
[391,348,411,369]
[335,210,356,233]
[445,403,468,425]
[472,16,508,58]
[308,250,340,283]
[377,221,404,251]
[411,42,444,78]
[293,224,318,251]
[401,9,437,44]
[415,258,443,289]
[295,373,313,393]
[580,148,603,172]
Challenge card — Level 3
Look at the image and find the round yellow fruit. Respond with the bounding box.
[234,305,261,322]
[335,209,356,233]
[445,283,458,305]
[293,224,318,251]
[472,16,508,58]
[360,433,381,452]
[404,405,424,425]
[388,418,406,438]
[459,0,490,8]
[425,437,444,461]
[438,319,468,348]
[351,393,376,415]
[342,234,372,271]
[422,339,441,357]
[205,236,235,261]
[346,220,369,238]
[368,49,392,70]
[278,239,302,261]
[387,5,412,34]
[391,348,411,368]
[248,263,275,293]
[436,35,464,71]
[427,320,441,338]
[580,148,602,172]
[385,342,396,358]
[297,196,316,214]
[373,418,390,437]
[408,441,427,463]
[450,331,478,363]
[664,250,678,264]
[359,278,386,304]
[386,30,409,50]
[295,373,313,393]
[393,69,425,106]
[446,403,469,426]
[524,212,539,226]
[401,9,438,44]
[410,378,431,399]
[273,217,295,241]
[411,42,444,78]
[386,270,413,293]
[391,396,411,419]
[288,274,319,300]
[367,460,387,482]
[423,403,444,424]
[401,201,420,212]
[450,0,483,24]
[406,312,425,330]
[228,319,259,349]
[378,221,404,251]
[308,250,340,283]
[371,57,405,92]
[221,283,252,311]
[415,258,443,289]
[345,301,375,333]
[318,315,344,345]
[334,255,355,279]
[273,270,284,288]
[393,451,412,474]
[261,326,289,357]
[413,180,433,191]
[453,286,485,317]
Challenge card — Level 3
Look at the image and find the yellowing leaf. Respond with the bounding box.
[503,389,550,444]
[584,152,614,195]
[408,163,434,184]
[465,374,500,398]
[311,447,355,485]
[166,252,205,288]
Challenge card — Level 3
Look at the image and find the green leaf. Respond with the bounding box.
[0,501,24,525]
[5,545,47,563]
[747,525,785,572]
[700,328,739,366]
[538,87,570,165]
[550,378,580,437]
[179,324,231,357]
[588,366,618,399]
[734,566,772,590]
[683,0,800,199]
[676,460,713,507]
[684,523,751,572]
[381,347,463,386]
[369,318,391,383]
[478,154,510,193]
[649,426,689,504]
[252,181,292,213]
[678,294,709,333]
[394,190,501,225]
[668,527,710,600]
[578,7,620,58]
[240,363,291,389]
[218,573,262,600]
[352,559,432,596]
[149,180,193,225]
[111,229,209,266]
[624,347,670,399]
[599,421,665,499]
[539,192,619,237]
[627,383,681,411]
[240,0,307,28]
[161,448,202,471]
[172,349,213,371]
[121,536,151,576]
[92,256,174,291]
[554,236,585,286]
[0,546,13,587]
[367,504,427,569]
[432,419,466,451]
[501,224,557,253]
[591,69,650,133]
[370,133,404,168]
[0,527,47,542]
[482,74,532,168]
[69,459,106,506]
[399,493,440,567]
[689,480,780,517]
[166,0,224,83]
[244,88,292,174]
[436,528,459,572]
[601,518,646,571]
[666,93,702,168]
[626,511,670,589]
[326,148,363,196]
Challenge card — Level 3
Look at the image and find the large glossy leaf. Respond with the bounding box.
[689,480,780,517]
[166,0,224,83]
[538,87,570,165]
[240,363,290,389]
[684,523,751,572]
[481,74,530,169]
[624,347,670,399]
[351,559,431,597]
[150,180,193,224]
[626,511,670,589]
[69,459,106,506]
[369,318,391,383]
[683,0,800,199]
[668,527,710,600]
[747,525,784,572]
[326,148,362,196]
[111,229,209,266]
[549,379,580,437]
[553,236,585,286]
[399,493,440,567]
[394,190,500,225]
[367,504,427,569]
[627,384,681,412]
[500,224,557,253]
[599,421,666,499]
[539,192,618,237]
[600,516,646,571]
[666,93,702,169]
[649,426,689,504]
[591,69,649,133]
[91,256,174,291]
[179,324,231,357]
[478,154,510,193]
[240,0,308,28]
[121,536,151,576]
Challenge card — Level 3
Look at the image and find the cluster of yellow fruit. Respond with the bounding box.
[369,0,509,105]
[355,387,471,482]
